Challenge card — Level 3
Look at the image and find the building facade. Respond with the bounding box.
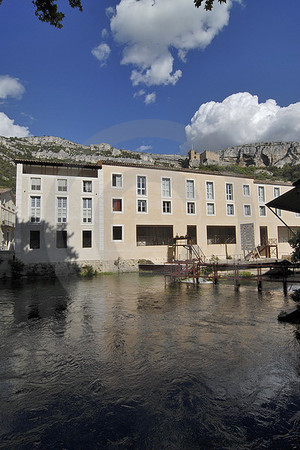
[14,159,300,271]
[0,188,15,250]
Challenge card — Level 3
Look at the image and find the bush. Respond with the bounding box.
[79,265,98,278]
[9,258,25,279]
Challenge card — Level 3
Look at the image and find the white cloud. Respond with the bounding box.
[0,112,30,137]
[133,89,145,98]
[144,92,156,105]
[185,92,300,151]
[0,75,25,100]
[92,43,111,66]
[110,0,234,86]
[136,144,153,151]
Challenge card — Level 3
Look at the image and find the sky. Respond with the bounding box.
[1,0,300,156]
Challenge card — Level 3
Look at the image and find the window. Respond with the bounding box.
[82,198,92,223]
[243,184,250,196]
[187,202,195,214]
[83,180,92,193]
[226,204,234,215]
[136,225,173,246]
[112,174,122,188]
[273,188,281,216]
[30,196,41,223]
[30,230,40,249]
[137,176,146,196]
[57,197,67,223]
[258,186,265,202]
[186,180,195,199]
[57,179,67,192]
[206,181,214,200]
[56,230,67,248]
[207,226,236,244]
[31,177,41,191]
[226,183,233,201]
[244,205,251,216]
[112,198,123,212]
[259,205,266,216]
[137,199,147,213]
[206,203,215,215]
[278,226,300,243]
[162,178,171,197]
[162,200,171,213]
[112,225,123,241]
[82,230,92,248]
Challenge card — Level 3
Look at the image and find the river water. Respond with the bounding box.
[0,274,300,449]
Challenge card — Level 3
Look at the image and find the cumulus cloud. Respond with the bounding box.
[92,43,111,66]
[185,92,300,151]
[0,112,30,137]
[144,92,156,105]
[110,0,234,87]
[0,75,25,100]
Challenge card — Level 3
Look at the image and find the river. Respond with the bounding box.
[0,274,300,449]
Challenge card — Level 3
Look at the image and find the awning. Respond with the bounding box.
[266,180,300,214]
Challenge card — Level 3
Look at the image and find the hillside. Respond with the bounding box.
[1,136,300,190]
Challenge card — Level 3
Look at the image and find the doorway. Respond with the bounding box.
[187,225,197,244]
[260,226,268,246]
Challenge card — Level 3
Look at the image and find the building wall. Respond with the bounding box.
[0,189,16,250]
[15,161,300,270]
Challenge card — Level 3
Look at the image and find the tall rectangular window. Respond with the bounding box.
[82,230,92,248]
[243,184,250,196]
[56,230,67,248]
[162,200,171,213]
[206,181,214,200]
[274,187,280,197]
[82,198,92,223]
[112,198,123,212]
[244,205,251,216]
[259,205,266,216]
[226,204,234,215]
[226,183,233,201]
[30,196,41,223]
[83,180,92,192]
[162,178,171,197]
[112,174,122,188]
[187,202,195,214]
[57,179,67,192]
[258,186,265,202]
[137,199,147,213]
[207,203,215,215]
[31,177,41,191]
[57,197,67,223]
[137,176,146,195]
[112,226,123,241]
[30,230,40,249]
[186,180,195,199]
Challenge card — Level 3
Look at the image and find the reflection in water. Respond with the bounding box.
[0,274,300,449]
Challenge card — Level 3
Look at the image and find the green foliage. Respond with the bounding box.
[79,265,98,278]
[9,258,25,279]
[288,230,300,262]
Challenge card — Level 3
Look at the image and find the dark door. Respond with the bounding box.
[260,226,268,246]
[187,225,197,244]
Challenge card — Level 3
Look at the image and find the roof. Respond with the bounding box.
[266,179,300,213]
[14,158,102,170]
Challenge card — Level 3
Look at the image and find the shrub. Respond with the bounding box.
[79,265,98,278]
[9,258,25,279]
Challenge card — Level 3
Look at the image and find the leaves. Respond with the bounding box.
[32,0,82,28]
[194,0,227,10]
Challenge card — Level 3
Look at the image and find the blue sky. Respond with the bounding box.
[1,0,300,155]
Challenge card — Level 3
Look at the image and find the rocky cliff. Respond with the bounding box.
[219,141,300,167]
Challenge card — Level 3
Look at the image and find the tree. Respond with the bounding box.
[0,0,83,29]
[194,0,227,10]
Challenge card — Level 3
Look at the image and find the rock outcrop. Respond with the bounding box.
[219,142,300,168]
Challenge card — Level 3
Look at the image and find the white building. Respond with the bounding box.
[0,188,15,250]
[14,159,300,271]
